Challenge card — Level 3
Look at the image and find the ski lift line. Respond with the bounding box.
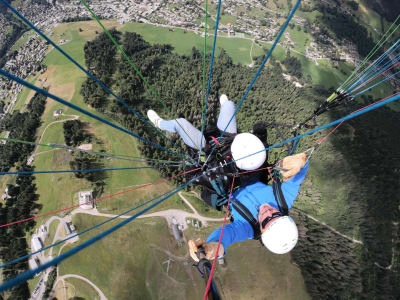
[316,91,400,145]
[0,167,201,230]
[203,177,235,300]
[352,69,400,98]
[0,0,191,161]
[0,177,195,270]
[203,0,301,166]
[0,165,185,176]
[343,39,400,92]
[199,0,223,160]
[346,40,400,92]
[78,0,198,156]
[0,69,189,162]
[0,137,188,165]
[349,60,400,94]
[0,177,197,292]
[339,15,400,90]
[198,0,209,164]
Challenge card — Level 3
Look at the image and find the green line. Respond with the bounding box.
[340,15,400,90]
[0,137,187,165]
[79,0,199,153]
[199,0,208,161]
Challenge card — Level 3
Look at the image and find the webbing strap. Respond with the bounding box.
[231,201,261,239]
[272,174,289,216]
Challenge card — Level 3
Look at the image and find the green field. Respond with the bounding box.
[121,22,264,65]
[56,214,309,299]
[181,191,225,218]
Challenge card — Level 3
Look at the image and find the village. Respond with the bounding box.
[0,0,368,127]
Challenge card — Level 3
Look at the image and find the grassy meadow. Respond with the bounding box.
[56,214,309,299]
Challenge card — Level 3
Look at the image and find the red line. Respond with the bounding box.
[316,92,400,144]
[203,176,235,300]
[0,167,201,228]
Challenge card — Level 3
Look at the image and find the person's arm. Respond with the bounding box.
[281,161,309,208]
[206,220,254,252]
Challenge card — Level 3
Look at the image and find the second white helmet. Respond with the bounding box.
[261,216,298,254]
[230,133,266,170]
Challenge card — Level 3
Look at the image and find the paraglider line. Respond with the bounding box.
[203,176,235,300]
[77,0,198,158]
[0,167,201,229]
[0,165,184,176]
[200,0,223,160]
[0,137,186,164]
[204,0,301,166]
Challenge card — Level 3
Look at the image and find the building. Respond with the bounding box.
[53,109,63,116]
[1,185,11,201]
[64,221,76,235]
[78,190,95,209]
[0,131,10,144]
[32,236,44,252]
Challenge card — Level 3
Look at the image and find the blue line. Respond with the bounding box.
[0,178,195,292]
[352,70,400,97]
[0,165,182,175]
[0,68,186,160]
[204,0,301,165]
[346,39,400,91]
[0,0,190,160]
[199,0,223,161]
[348,52,400,94]
[0,186,178,269]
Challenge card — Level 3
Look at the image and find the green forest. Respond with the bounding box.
[0,91,46,299]
[79,30,400,299]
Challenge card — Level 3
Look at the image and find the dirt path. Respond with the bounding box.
[293,208,363,245]
[55,274,107,300]
[34,114,79,156]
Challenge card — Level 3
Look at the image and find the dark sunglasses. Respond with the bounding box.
[261,211,283,229]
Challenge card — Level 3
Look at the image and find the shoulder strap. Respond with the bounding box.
[272,174,289,216]
[231,201,262,240]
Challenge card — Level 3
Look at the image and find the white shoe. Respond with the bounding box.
[220,94,229,106]
[147,110,163,128]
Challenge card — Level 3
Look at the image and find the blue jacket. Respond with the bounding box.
[206,162,309,250]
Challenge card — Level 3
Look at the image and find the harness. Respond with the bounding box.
[231,173,289,241]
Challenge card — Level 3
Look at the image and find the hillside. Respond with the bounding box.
[78,27,399,299]
[0,0,399,299]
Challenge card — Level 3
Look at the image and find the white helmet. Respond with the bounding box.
[261,216,298,254]
[230,133,266,170]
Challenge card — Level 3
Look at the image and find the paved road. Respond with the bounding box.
[55,274,107,300]
[71,192,224,230]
